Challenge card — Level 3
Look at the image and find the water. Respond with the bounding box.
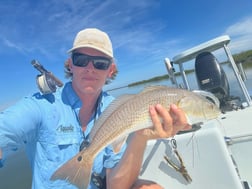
[0,64,252,188]
[0,149,31,189]
[109,64,252,101]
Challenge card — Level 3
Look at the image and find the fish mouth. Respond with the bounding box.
[185,108,220,125]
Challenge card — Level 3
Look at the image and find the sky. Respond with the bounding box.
[0,0,252,110]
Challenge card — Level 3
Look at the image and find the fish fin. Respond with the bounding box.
[89,94,135,141]
[51,152,93,189]
[111,135,128,153]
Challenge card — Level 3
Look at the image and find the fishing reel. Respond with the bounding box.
[31,60,63,94]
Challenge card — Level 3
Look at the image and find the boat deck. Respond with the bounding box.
[140,106,252,188]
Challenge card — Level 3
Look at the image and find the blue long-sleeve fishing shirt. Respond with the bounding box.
[0,82,125,189]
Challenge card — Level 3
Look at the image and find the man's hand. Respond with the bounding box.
[136,104,191,140]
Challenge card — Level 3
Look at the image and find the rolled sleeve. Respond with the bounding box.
[103,143,127,168]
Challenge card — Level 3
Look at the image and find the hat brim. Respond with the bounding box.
[67,44,113,58]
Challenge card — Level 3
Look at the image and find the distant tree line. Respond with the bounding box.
[233,49,252,68]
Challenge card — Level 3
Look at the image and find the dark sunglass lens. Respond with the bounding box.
[72,53,111,70]
[72,53,89,67]
[93,61,110,70]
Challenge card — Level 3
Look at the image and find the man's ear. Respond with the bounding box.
[67,58,73,71]
[108,63,117,78]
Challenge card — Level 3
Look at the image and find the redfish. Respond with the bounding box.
[51,86,221,189]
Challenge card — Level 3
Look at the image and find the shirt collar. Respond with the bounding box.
[62,82,82,108]
[62,82,104,110]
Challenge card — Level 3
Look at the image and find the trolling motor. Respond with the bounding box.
[31,60,63,94]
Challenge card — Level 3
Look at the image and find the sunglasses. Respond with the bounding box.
[72,52,112,70]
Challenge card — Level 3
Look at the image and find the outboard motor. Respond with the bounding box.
[195,52,232,110]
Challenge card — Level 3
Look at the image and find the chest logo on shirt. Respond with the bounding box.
[56,125,74,133]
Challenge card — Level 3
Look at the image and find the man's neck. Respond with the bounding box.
[78,91,101,129]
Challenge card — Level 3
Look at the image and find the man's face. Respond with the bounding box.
[69,47,115,95]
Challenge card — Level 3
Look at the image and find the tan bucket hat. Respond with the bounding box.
[68,28,113,58]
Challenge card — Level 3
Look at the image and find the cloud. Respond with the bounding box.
[0,1,251,80]
[0,1,160,57]
[1,38,27,54]
[224,16,252,53]
[225,17,252,36]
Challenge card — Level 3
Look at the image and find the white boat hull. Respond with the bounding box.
[140,106,252,189]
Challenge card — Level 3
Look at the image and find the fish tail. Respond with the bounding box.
[50,151,93,189]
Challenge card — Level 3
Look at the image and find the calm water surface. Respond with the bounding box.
[109,64,252,101]
[0,64,252,188]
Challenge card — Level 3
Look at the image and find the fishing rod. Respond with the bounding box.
[31,59,63,94]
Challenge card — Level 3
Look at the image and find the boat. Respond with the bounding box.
[139,35,252,189]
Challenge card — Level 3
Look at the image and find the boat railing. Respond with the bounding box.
[165,35,251,106]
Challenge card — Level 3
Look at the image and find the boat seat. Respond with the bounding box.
[195,51,230,106]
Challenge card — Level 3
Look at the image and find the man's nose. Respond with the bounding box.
[85,60,95,69]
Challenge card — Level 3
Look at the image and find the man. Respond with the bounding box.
[0,28,190,189]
